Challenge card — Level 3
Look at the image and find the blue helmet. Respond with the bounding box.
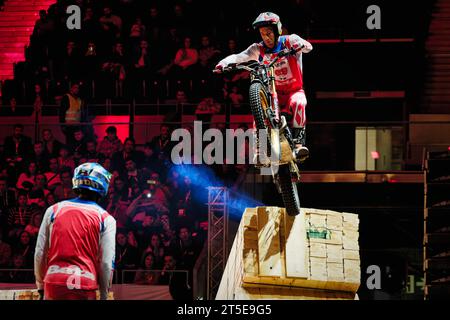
[72,162,112,198]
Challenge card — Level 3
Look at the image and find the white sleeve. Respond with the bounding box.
[217,43,260,67]
[98,215,116,300]
[289,34,313,53]
[34,206,53,290]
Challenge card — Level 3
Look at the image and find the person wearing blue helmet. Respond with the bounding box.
[34,162,116,300]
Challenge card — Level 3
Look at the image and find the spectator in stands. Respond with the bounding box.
[101,42,127,95]
[198,35,221,77]
[172,36,198,79]
[32,84,44,118]
[129,206,162,246]
[1,254,33,283]
[28,173,50,207]
[227,85,245,111]
[98,126,124,159]
[0,176,16,234]
[60,83,88,147]
[172,3,188,30]
[24,212,42,240]
[53,168,76,201]
[158,27,182,75]
[144,233,164,269]
[171,225,201,263]
[131,40,153,80]
[142,142,157,173]
[105,174,130,227]
[45,192,56,208]
[195,97,221,130]
[12,230,34,268]
[125,159,149,192]
[159,254,176,285]
[225,38,238,55]
[130,17,146,50]
[3,97,20,116]
[147,172,170,210]
[100,157,112,173]
[144,6,163,47]
[69,128,89,158]
[170,226,201,300]
[56,40,82,82]
[16,162,38,192]
[99,6,123,48]
[111,137,145,174]
[42,128,63,158]
[115,231,139,283]
[57,145,75,172]
[3,124,33,169]
[0,230,12,268]
[83,40,100,80]
[44,158,62,191]
[85,139,104,162]
[81,7,101,46]
[32,141,50,172]
[31,10,55,59]
[147,124,175,164]
[7,193,32,241]
[134,252,160,285]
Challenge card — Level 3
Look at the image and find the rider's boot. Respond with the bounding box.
[292,126,309,163]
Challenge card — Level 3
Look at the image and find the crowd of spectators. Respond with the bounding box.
[2,0,263,106]
[0,118,250,300]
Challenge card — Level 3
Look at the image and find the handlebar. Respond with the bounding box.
[213,44,305,74]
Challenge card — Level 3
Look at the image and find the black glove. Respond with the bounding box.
[38,289,44,300]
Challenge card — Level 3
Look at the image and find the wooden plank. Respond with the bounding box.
[343,230,359,240]
[343,250,360,260]
[342,212,359,222]
[327,244,343,263]
[343,220,359,231]
[344,259,361,282]
[284,209,309,278]
[343,238,360,250]
[326,214,343,231]
[327,262,344,281]
[257,207,283,277]
[310,242,327,258]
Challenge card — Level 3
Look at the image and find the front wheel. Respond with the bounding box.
[275,164,301,216]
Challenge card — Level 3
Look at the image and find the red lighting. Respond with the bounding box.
[371,151,380,159]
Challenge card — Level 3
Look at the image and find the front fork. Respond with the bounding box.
[267,67,280,129]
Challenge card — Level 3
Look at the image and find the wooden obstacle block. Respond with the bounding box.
[216,207,361,300]
[326,244,343,263]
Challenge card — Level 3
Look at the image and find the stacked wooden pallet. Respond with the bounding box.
[305,209,360,287]
[216,206,360,300]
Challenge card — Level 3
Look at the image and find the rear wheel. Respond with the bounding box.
[276,164,301,216]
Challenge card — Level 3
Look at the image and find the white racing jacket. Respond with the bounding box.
[217,34,313,94]
[34,198,116,299]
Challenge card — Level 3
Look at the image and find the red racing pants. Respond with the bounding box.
[44,283,97,300]
[278,89,307,128]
